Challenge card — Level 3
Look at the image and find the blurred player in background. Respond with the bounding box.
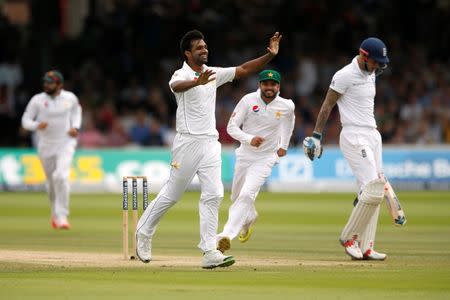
[303,37,393,260]
[217,70,295,254]
[21,70,82,229]
[136,30,282,269]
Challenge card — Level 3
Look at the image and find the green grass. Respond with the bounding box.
[1,191,450,299]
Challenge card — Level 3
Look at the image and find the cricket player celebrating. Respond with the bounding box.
[216,70,295,253]
[303,37,402,260]
[21,70,82,229]
[136,30,282,269]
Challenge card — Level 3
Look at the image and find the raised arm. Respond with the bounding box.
[234,32,282,80]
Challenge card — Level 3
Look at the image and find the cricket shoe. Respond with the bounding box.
[51,217,71,229]
[341,238,363,260]
[217,236,231,253]
[238,213,258,243]
[363,249,387,261]
[58,217,71,230]
[136,232,152,263]
[51,217,58,229]
[202,250,235,269]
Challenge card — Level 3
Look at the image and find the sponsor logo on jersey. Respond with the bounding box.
[252,105,259,112]
[194,71,200,81]
[275,111,282,119]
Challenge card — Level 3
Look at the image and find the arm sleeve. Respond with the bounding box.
[329,70,350,94]
[279,101,295,150]
[21,97,39,131]
[214,67,236,88]
[168,70,186,93]
[71,96,82,129]
[227,97,254,145]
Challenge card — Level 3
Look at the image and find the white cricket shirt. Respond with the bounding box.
[227,90,295,156]
[21,90,82,146]
[330,56,377,128]
[169,62,236,137]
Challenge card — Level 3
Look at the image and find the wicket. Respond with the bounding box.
[122,176,149,260]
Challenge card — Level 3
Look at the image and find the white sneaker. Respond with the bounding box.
[363,249,387,261]
[341,239,363,260]
[201,250,235,269]
[136,232,152,263]
[217,236,231,253]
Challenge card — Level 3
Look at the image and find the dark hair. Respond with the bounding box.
[180,30,204,60]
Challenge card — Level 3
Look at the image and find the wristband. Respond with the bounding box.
[312,131,322,141]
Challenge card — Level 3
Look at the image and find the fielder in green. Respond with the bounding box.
[216,70,295,254]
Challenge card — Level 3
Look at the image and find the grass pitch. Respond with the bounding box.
[1,191,449,299]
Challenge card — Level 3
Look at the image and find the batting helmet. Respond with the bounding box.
[359,37,389,65]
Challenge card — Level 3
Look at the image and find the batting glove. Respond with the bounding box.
[303,131,323,161]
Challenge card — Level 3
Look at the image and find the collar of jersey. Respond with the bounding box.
[352,56,373,77]
[183,61,207,74]
[47,90,62,99]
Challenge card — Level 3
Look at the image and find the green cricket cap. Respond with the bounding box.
[259,70,281,84]
[43,70,64,84]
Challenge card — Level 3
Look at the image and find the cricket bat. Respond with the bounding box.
[384,181,406,226]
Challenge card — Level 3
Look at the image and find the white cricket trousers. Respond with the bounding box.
[137,133,224,252]
[38,142,76,220]
[340,126,382,188]
[340,126,383,252]
[219,152,279,240]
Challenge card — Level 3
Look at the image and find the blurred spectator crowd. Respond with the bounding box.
[0,0,449,148]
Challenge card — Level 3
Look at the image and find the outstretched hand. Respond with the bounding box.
[196,69,216,85]
[267,32,282,56]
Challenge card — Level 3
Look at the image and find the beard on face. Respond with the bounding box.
[260,85,278,100]
[193,53,208,66]
[261,89,277,100]
[44,86,58,96]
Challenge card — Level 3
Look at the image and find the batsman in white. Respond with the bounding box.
[21,70,82,229]
[136,30,282,269]
[216,70,295,254]
[303,37,393,260]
